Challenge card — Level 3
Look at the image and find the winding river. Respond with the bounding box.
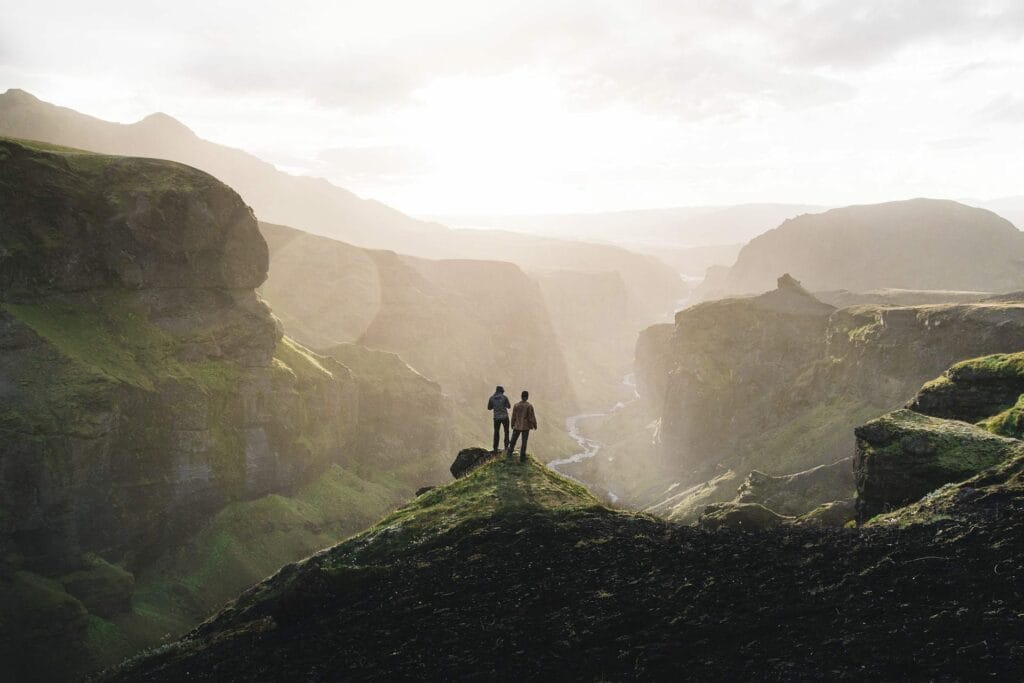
[548,373,640,503]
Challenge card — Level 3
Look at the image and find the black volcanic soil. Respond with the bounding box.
[107,502,1024,680]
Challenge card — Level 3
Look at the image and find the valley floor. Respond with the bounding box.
[107,459,1024,681]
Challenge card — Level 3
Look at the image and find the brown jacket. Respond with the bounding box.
[511,400,538,431]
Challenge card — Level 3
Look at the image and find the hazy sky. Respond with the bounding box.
[2,1,1023,214]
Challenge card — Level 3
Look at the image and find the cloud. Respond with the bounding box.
[928,136,985,150]
[316,145,431,183]
[978,94,1024,123]
[5,1,1023,119]
[767,1,1024,67]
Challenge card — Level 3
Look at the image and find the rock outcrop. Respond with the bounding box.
[908,352,1024,429]
[855,350,1024,523]
[853,410,1021,522]
[650,275,837,479]
[735,458,854,516]
[450,447,495,478]
[867,446,1024,528]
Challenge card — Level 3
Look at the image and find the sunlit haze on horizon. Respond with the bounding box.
[2,0,1023,215]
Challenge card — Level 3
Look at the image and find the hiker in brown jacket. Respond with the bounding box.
[507,390,538,462]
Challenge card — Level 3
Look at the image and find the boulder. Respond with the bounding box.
[854,409,1021,523]
[415,486,436,497]
[697,502,791,531]
[450,448,495,479]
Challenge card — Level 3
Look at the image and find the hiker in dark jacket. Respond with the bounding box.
[507,390,538,462]
[487,385,512,453]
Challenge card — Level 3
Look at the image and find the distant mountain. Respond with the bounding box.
[978,195,1024,231]
[0,88,442,251]
[434,202,824,250]
[0,89,685,313]
[700,198,1024,298]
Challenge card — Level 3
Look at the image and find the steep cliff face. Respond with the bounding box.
[0,138,350,571]
[0,138,451,679]
[258,222,579,459]
[628,276,1024,521]
[652,275,836,479]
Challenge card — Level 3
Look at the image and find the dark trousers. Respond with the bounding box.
[493,418,510,451]
[508,429,529,459]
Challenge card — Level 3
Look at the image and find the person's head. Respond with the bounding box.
[495,385,504,394]
[521,390,529,401]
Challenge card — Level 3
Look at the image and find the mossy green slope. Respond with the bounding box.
[0,136,446,680]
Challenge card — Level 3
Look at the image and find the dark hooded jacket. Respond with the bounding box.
[488,391,511,420]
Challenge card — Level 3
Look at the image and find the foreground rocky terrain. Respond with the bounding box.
[105,453,1024,680]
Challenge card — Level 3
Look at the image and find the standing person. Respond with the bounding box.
[507,390,538,463]
[487,386,512,453]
